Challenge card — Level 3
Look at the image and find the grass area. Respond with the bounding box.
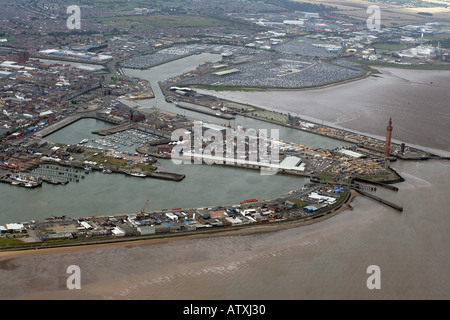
[318,167,336,182]
[372,43,408,51]
[0,237,28,248]
[253,112,286,122]
[290,199,309,207]
[93,14,237,30]
[369,60,450,70]
[346,57,450,72]
[134,162,157,172]
[86,152,128,167]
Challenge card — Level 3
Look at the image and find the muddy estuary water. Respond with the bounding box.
[0,55,448,300]
[197,67,450,155]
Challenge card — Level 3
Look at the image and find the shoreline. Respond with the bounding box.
[192,68,450,157]
[189,69,373,93]
[3,59,445,257]
[0,190,357,257]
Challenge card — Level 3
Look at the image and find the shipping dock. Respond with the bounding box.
[173,102,235,120]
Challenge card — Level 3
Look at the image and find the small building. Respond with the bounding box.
[80,221,93,230]
[226,217,242,225]
[155,224,170,233]
[240,208,257,216]
[338,149,364,158]
[165,212,178,221]
[5,223,25,233]
[137,225,155,236]
[39,110,54,118]
[213,68,239,76]
[303,205,318,214]
[40,232,73,241]
[196,210,211,219]
[284,201,298,209]
[111,226,126,237]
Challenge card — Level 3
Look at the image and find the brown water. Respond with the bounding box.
[1,159,448,300]
[197,68,450,154]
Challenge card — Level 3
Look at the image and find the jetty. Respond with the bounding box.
[352,189,403,212]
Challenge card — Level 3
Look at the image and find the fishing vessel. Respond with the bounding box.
[8,174,42,188]
[126,171,146,178]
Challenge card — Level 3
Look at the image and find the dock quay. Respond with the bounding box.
[36,158,185,182]
[172,90,434,160]
[173,102,235,120]
[352,189,403,212]
[146,171,185,181]
[93,123,134,136]
[31,164,85,184]
[0,171,43,188]
[309,177,377,192]
[0,180,354,251]
[352,177,399,191]
[35,112,123,139]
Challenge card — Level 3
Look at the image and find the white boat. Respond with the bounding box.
[127,172,146,178]
[9,175,42,187]
[79,139,88,144]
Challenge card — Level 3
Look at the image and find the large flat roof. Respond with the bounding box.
[338,149,364,158]
[213,68,239,76]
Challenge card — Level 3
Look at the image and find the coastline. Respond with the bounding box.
[0,190,358,258]
[193,67,450,154]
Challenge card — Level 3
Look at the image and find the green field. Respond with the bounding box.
[93,14,239,30]
[0,237,27,248]
[372,43,409,50]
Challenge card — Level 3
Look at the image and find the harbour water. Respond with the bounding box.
[0,53,347,224]
[1,159,448,300]
[0,53,448,300]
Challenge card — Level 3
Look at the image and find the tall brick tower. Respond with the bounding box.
[384,118,393,157]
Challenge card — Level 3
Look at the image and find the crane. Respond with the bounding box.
[287,113,300,127]
[140,200,149,213]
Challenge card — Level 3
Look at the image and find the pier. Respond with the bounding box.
[352,189,403,212]
[352,178,398,191]
[30,164,86,184]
